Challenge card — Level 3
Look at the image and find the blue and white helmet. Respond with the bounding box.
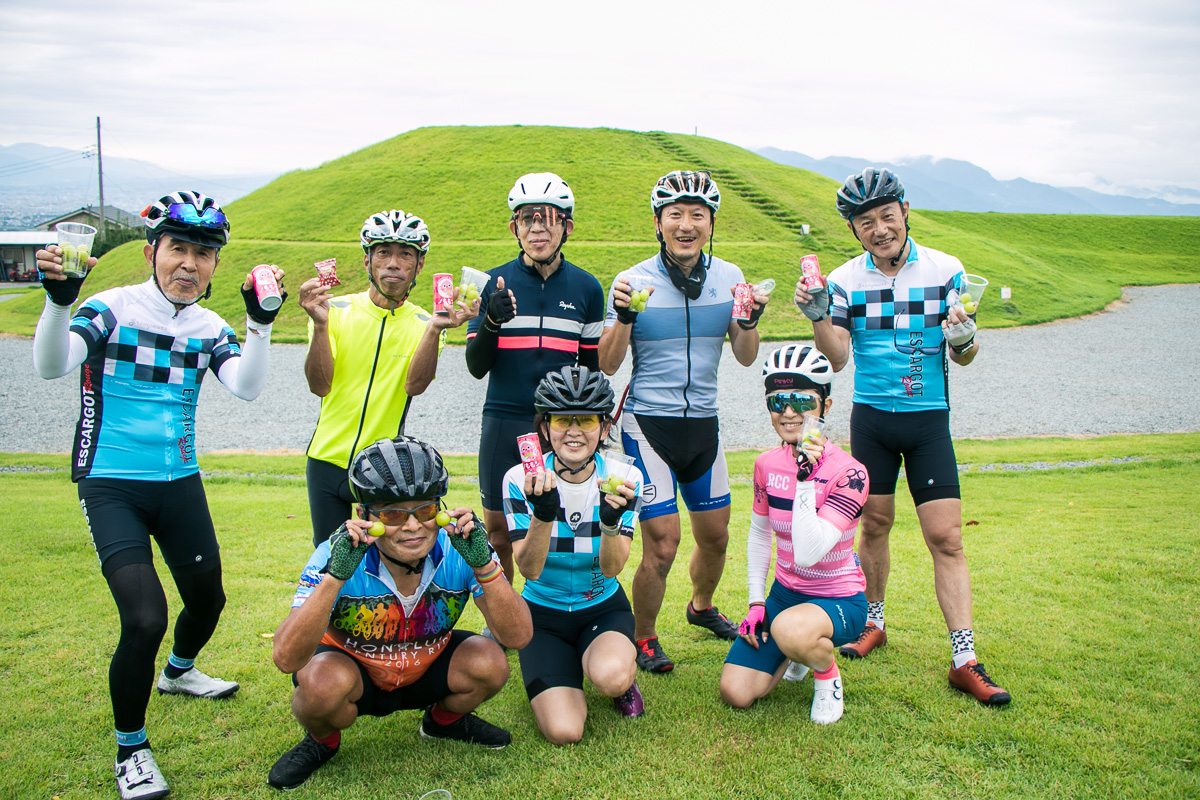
[836,168,905,221]
[360,210,431,254]
[651,170,721,215]
[508,173,575,216]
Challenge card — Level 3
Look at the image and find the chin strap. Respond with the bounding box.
[551,450,598,477]
[379,548,423,575]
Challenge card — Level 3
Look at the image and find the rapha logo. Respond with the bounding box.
[559,301,576,311]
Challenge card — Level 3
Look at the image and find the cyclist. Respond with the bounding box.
[504,366,645,744]
[300,210,478,546]
[793,168,1010,705]
[719,345,867,724]
[466,173,606,583]
[267,436,532,790]
[32,190,286,799]
[598,170,769,673]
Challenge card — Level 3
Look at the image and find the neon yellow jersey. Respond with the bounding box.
[306,293,443,467]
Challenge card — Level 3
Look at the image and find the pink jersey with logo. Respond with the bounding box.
[752,442,868,597]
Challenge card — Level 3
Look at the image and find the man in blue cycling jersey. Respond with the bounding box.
[33,191,287,798]
[793,168,1010,706]
[599,170,769,673]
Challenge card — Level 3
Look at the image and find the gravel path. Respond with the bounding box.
[2,285,1196,455]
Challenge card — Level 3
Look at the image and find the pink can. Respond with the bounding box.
[517,433,543,475]
[251,265,282,311]
[732,282,754,320]
[433,273,455,314]
[800,254,823,292]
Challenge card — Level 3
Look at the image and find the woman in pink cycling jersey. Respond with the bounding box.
[719,344,869,724]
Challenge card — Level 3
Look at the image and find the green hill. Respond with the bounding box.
[4,125,1198,343]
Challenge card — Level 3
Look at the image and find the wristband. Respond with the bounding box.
[951,337,976,354]
[600,522,621,537]
[481,316,501,334]
[475,562,503,584]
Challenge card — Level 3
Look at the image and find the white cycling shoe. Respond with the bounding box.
[810,677,844,724]
[156,667,239,699]
[115,749,169,799]
[782,661,810,682]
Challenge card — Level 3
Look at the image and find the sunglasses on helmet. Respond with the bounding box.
[766,392,821,416]
[164,203,228,229]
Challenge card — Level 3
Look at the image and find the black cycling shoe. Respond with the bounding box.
[267,735,338,790]
[635,636,675,673]
[418,708,511,749]
[686,602,738,640]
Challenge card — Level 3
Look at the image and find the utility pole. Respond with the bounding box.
[96,116,106,243]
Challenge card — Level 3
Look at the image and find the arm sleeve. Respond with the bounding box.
[817,464,869,530]
[578,277,605,370]
[32,298,88,378]
[216,317,272,400]
[746,512,773,605]
[790,480,844,569]
[464,314,500,379]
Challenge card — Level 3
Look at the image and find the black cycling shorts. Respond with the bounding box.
[849,403,960,506]
[77,474,220,579]
[478,414,536,511]
[306,457,358,546]
[301,630,474,717]
[518,588,635,700]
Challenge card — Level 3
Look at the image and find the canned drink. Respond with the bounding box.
[251,265,283,311]
[732,282,754,320]
[800,254,823,292]
[433,273,455,314]
[517,433,543,476]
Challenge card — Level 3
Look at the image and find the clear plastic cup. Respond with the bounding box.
[600,452,637,493]
[957,274,988,316]
[459,267,491,301]
[624,274,653,312]
[753,278,776,296]
[56,222,97,278]
[799,415,825,462]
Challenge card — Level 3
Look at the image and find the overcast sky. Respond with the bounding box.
[2,0,1197,195]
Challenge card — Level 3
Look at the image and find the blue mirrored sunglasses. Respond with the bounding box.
[165,203,228,229]
[766,392,821,415]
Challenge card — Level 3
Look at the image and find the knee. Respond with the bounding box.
[859,514,891,540]
[540,717,584,746]
[926,529,964,558]
[590,658,636,698]
[121,606,169,645]
[719,676,758,710]
[295,662,358,717]
[462,639,511,694]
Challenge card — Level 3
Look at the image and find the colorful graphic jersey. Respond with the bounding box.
[67,280,241,481]
[306,293,441,468]
[827,240,967,412]
[466,255,605,420]
[503,452,642,612]
[292,531,484,690]
[753,442,868,597]
[604,253,744,418]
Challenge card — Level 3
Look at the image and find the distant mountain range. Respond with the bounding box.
[0,143,277,229]
[757,148,1200,216]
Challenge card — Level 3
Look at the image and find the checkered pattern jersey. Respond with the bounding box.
[502,452,642,612]
[67,280,241,481]
[827,240,967,412]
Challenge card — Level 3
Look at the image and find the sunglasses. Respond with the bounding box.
[164,203,228,229]
[893,331,944,356]
[548,413,601,432]
[766,392,821,415]
[514,205,564,229]
[362,500,440,525]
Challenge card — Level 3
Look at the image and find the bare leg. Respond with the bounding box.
[439,636,510,714]
[291,652,364,738]
[915,498,973,631]
[719,662,786,709]
[771,604,837,672]
[858,493,896,604]
[581,631,637,698]
[631,513,682,640]
[529,687,587,745]
[686,505,731,610]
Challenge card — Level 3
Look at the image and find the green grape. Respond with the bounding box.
[963,301,977,314]
[367,521,386,537]
[959,292,973,304]
[435,511,451,527]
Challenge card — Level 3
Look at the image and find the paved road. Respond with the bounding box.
[2,285,1196,455]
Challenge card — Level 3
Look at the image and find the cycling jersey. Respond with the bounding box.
[466,254,605,419]
[45,280,247,481]
[827,239,966,412]
[751,442,868,598]
[291,530,486,691]
[604,253,744,417]
[306,293,441,468]
[502,451,642,612]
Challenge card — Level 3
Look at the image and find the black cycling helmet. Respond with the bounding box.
[348,436,448,505]
[533,366,616,416]
[142,190,230,249]
[836,168,905,221]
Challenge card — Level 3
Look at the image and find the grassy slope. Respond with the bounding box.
[2,126,1198,342]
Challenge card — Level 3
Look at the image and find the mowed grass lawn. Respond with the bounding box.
[3,435,1199,799]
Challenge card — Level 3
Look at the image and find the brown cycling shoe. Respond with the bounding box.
[838,622,886,659]
[948,660,1012,706]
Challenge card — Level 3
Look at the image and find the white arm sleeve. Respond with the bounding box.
[790,480,844,569]
[216,317,272,401]
[32,298,88,378]
[746,512,773,605]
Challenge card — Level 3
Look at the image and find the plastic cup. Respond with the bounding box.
[799,414,825,462]
[459,267,491,297]
[600,452,636,493]
[957,274,988,316]
[752,278,776,296]
[625,274,653,312]
[56,222,97,278]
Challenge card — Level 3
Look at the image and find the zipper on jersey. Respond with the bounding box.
[348,313,388,466]
[682,294,692,418]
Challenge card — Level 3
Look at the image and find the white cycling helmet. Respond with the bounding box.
[508,173,575,216]
[360,210,431,254]
[651,170,721,215]
[762,344,833,398]
[143,190,229,249]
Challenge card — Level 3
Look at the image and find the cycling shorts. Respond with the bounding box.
[78,474,220,579]
[518,588,635,700]
[479,414,535,512]
[302,630,473,716]
[620,413,731,520]
[725,582,867,675]
[849,403,960,505]
[306,457,358,547]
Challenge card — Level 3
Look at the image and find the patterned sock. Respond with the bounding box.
[813,660,840,682]
[867,601,885,631]
[312,730,340,749]
[950,628,976,668]
[163,652,195,679]
[430,704,465,727]
[116,727,150,762]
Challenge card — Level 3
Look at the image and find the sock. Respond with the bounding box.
[312,730,341,749]
[813,660,840,683]
[430,704,465,727]
[950,628,976,668]
[116,727,150,763]
[163,652,195,679]
[867,601,885,631]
